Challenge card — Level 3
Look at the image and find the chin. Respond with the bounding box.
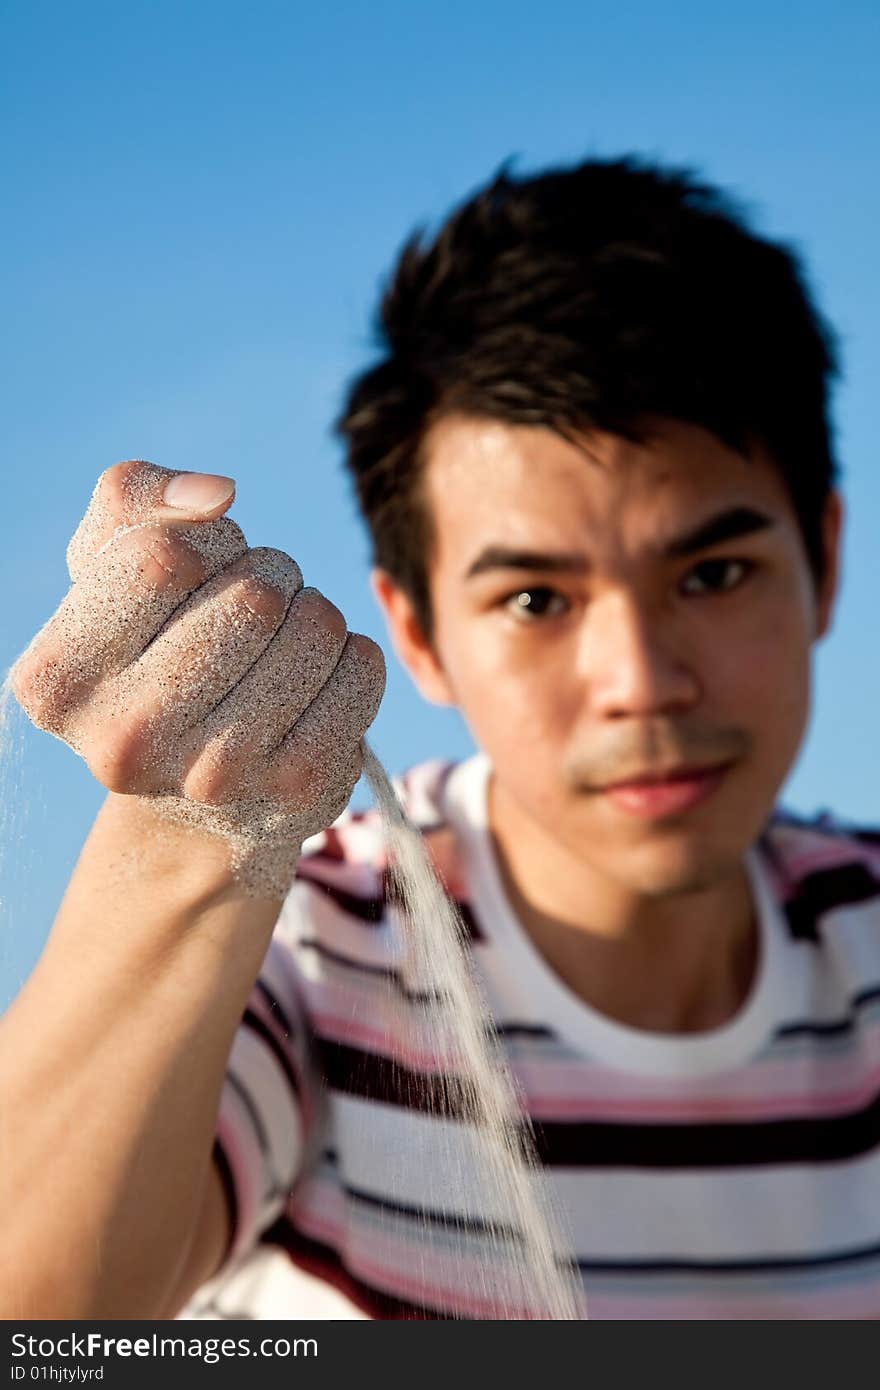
[587,830,746,899]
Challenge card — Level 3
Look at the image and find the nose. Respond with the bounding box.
[578,591,701,719]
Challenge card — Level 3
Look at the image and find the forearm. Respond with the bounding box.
[0,792,285,1319]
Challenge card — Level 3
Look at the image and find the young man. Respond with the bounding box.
[4,155,878,1320]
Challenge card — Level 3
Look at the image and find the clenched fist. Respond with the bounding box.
[10,460,386,896]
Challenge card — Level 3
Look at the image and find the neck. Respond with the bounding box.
[487,772,759,1035]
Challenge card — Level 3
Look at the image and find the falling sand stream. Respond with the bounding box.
[359,740,585,1319]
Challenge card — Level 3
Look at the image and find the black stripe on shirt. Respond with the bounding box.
[243,1008,301,1105]
[295,871,386,923]
[211,1137,239,1264]
[314,1038,880,1168]
[225,1070,293,1206]
[531,1091,880,1168]
[781,861,880,943]
[227,1068,270,1157]
[851,829,880,846]
[771,982,880,1043]
[776,1015,857,1042]
[294,937,448,1005]
[343,1181,526,1244]
[854,981,880,1010]
[317,1039,472,1119]
[384,867,484,941]
[295,938,557,1033]
[255,977,295,1038]
[494,1022,556,1039]
[574,1236,880,1276]
[295,864,484,940]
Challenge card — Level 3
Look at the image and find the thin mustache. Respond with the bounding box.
[569,743,744,790]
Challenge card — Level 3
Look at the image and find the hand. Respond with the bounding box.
[11,460,386,895]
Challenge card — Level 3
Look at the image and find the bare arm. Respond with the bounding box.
[0,462,384,1319]
[0,796,276,1318]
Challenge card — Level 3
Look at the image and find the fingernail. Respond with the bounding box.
[163,472,235,512]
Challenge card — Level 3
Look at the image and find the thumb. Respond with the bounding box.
[160,470,237,515]
[66,460,237,583]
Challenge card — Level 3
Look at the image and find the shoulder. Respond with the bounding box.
[761,803,880,945]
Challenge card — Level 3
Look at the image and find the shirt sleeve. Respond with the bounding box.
[211,926,323,1269]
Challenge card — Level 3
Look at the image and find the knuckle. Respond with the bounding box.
[137,530,207,592]
[69,463,170,583]
[338,743,364,789]
[315,634,386,738]
[89,718,151,793]
[105,526,207,595]
[318,752,363,819]
[9,671,46,727]
[97,460,145,511]
[9,647,69,731]
[243,548,304,602]
[294,755,326,804]
[275,747,328,807]
[295,587,347,645]
[204,517,248,557]
[222,548,304,626]
[182,755,235,806]
[172,518,249,581]
[346,634,387,715]
[271,735,362,814]
[347,632,386,675]
[8,647,38,703]
[322,785,355,826]
[247,544,301,578]
[232,573,290,627]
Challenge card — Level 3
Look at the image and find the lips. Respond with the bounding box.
[601,763,733,819]
[603,762,732,791]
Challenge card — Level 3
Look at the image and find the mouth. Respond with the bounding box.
[599,762,735,819]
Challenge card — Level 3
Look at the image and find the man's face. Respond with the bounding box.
[377,414,842,898]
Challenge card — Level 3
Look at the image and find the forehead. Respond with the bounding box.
[421,414,793,559]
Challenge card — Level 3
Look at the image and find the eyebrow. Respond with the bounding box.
[463,506,778,580]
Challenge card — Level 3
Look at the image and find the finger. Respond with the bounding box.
[263,632,386,804]
[74,549,305,792]
[67,460,239,582]
[209,587,348,744]
[135,545,305,729]
[11,519,248,734]
[178,587,348,803]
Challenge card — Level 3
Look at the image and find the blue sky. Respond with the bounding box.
[1,0,878,1004]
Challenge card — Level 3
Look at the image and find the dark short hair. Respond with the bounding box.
[336,154,841,647]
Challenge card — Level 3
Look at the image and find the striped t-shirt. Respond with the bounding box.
[179,752,880,1320]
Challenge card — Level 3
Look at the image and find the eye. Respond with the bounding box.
[502,587,570,621]
[680,558,753,597]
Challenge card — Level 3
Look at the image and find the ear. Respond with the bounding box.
[815,489,845,642]
[369,568,457,707]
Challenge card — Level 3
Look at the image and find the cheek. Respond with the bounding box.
[702,582,814,786]
[443,624,578,771]
[722,632,809,720]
